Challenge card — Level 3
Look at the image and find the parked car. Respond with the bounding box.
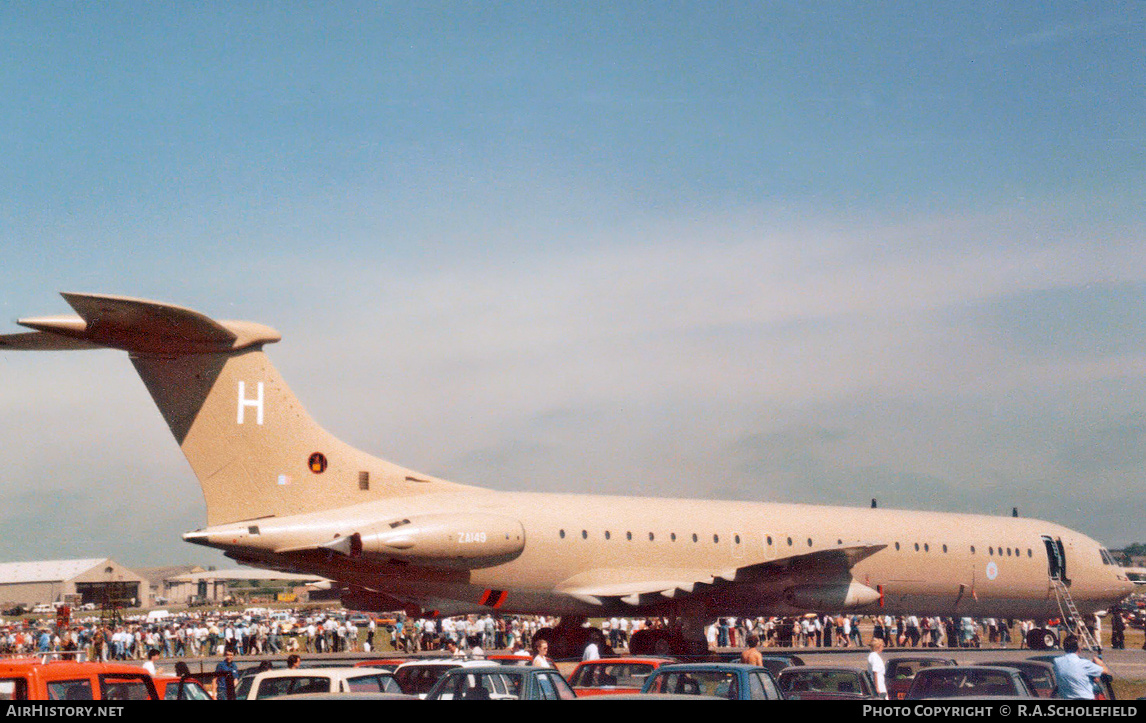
[0,660,158,701]
[885,656,958,700]
[425,665,577,700]
[970,660,1055,698]
[151,675,213,701]
[239,666,402,700]
[905,665,1038,699]
[715,650,805,673]
[567,656,676,697]
[353,658,409,673]
[235,656,358,685]
[639,663,782,700]
[776,666,878,700]
[484,653,534,666]
[392,659,492,698]
[269,691,419,701]
[757,654,805,679]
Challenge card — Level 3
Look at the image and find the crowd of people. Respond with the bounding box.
[0,612,369,660]
[391,613,556,653]
[707,610,1141,651]
[2,603,1141,662]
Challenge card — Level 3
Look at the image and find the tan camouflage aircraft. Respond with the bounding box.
[1,293,1133,655]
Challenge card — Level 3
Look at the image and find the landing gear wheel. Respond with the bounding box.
[627,628,658,655]
[629,628,676,655]
[1026,628,1058,650]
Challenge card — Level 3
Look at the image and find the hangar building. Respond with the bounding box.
[0,558,148,609]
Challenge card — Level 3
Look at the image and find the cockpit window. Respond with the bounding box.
[1100,548,1117,566]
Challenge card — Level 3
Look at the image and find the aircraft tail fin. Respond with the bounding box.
[2,293,460,526]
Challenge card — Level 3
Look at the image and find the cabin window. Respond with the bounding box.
[649,532,655,541]
[787,537,793,546]
[924,543,930,552]
[970,546,976,554]
[692,533,698,543]
[714,534,720,544]
[581,530,588,539]
[914,543,919,551]
[766,536,772,545]
[989,547,994,555]
[670,533,677,542]
[627,532,633,541]
[895,542,900,551]
[942,544,948,553]
[605,531,611,540]
[734,534,740,544]
[807,538,813,547]
[559,530,566,539]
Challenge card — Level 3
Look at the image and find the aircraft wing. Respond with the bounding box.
[741,543,887,578]
[556,543,887,609]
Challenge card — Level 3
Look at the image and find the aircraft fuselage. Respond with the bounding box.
[187,488,1133,621]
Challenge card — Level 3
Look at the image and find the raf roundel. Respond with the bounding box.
[308,452,328,474]
[986,561,999,580]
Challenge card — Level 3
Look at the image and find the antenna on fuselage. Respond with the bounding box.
[871,498,877,509]
[1012,507,1019,518]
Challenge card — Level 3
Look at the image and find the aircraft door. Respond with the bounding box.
[1042,535,1069,585]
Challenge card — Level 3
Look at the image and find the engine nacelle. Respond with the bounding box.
[330,513,526,569]
[784,580,881,610]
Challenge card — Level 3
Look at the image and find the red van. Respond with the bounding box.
[0,659,158,701]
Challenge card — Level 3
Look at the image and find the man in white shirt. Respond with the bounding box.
[867,638,888,699]
[1052,635,1110,699]
[142,648,162,677]
[582,633,601,661]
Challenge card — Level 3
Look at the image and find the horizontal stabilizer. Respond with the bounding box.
[0,330,101,351]
[1,293,280,355]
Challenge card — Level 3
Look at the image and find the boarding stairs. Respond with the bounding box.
[1050,576,1101,653]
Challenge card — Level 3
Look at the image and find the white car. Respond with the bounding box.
[392,659,493,698]
[239,667,402,700]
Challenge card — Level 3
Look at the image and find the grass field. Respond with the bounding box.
[1113,679,1146,699]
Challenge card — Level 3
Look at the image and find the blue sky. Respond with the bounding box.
[0,2,1143,568]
